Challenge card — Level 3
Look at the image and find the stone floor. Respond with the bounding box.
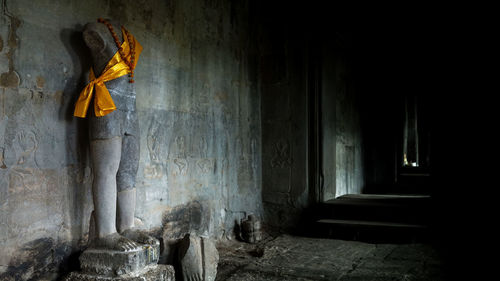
[215,234,447,281]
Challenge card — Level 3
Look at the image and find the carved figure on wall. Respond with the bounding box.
[74,18,156,251]
[271,139,291,168]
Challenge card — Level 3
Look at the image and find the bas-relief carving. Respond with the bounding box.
[237,158,253,183]
[7,169,61,239]
[235,137,244,156]
[144,164,163,179]
[270,139,291,168]
[229,136,256,185]
[1,127,38,169]
[0,124,67,241]
[9,168,37,195]
[3,129,42,197]
[8,170,59,201]
[146,120,219,178]
[14,130,38,166]
[0,146,6,169]
[196,158,214,174]
[199,136,207,158]
[218,157,229,204]
[172,158,188,176]
[175,136,186,158]
[220,158,229,177]
[193,83,211,113]
[146,116,173,162]
[147,133,161,162]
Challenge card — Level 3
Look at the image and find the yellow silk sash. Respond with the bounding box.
[74,27,142,118]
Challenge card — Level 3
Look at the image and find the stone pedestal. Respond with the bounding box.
[64,243,174,280]
[80,244,159,276]
[64,264,175,281]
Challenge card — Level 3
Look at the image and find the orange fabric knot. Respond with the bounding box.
[74,27,142,118]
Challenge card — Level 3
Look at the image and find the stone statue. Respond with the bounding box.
[81,19,156,251]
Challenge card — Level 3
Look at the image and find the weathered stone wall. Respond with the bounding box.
[0,0,261,279]
[259,7,365,230]
[321,36,364,201]
[259,4,309,232]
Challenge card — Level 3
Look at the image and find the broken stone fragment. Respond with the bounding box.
[240,214,262,244]
[178,234,219,281]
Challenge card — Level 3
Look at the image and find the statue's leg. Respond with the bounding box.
[89,110,139,251]
[117,111,158,245]
[116,132,139,232]
[91,136,122,237]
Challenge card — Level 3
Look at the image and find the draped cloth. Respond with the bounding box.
[74,27,142,118]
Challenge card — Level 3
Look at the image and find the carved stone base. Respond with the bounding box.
[79,243,160,277]
[64,264,174,281]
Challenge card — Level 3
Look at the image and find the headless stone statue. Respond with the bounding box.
[82,19,156,251]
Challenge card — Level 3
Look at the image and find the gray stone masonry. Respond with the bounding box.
[79,243,160,277]
[216,234,446,281]
[64,264,174,281]
[63,240,170,281]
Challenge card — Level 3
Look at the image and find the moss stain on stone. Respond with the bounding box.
[0,1,21,88]
[36,76,45,89]
[0,70,19,88]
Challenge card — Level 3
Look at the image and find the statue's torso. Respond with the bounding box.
[89,76,138,140]
[84,20,139,140]
[105,77,136,112]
